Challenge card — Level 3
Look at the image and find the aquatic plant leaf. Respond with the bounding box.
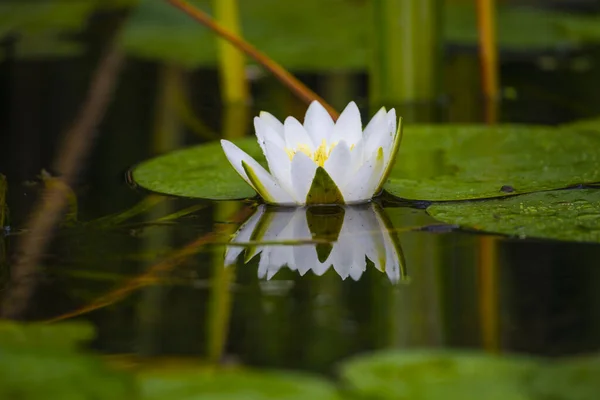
[140,367,340,400]
[339,350,538,400]
[427,189,600,243]
[529,354,600,400]
[132,138,262,200]
[131,125,600,201]
[384,125,600,201]
[562,116,600,134]
[0,322,135,399]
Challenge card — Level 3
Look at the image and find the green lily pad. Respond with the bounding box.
[139,367,340,400]
[0,322,136,399]
[529,354,600,400]
[131,125,600,201]
[427,189,600,243]
[131,139,261,200]
[339,349,538,400]
[562,116,600,134]
[386,124,600,201]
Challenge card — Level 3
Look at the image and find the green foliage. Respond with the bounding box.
[131,138,261,200]
[427,189,600,243]
[2,323,600,399]
[386,124,600,201]
[5,1,600,64]
[529,354,600,400]
[339,350,539,400]
[0,322,136,399]
[139,368,340,400]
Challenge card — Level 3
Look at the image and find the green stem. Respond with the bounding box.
[213,0,249,104]
[369,0,442,111]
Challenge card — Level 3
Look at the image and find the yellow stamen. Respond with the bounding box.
[285,139,342,167]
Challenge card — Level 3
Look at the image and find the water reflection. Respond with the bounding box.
[224,203,406,282]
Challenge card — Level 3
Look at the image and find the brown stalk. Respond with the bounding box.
[165,0,340,120]
[476,0,499,124]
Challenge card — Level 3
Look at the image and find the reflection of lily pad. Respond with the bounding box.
[140,368,340,400]
[132,125,600,202]
[427,189,600,243]
[339,350,538,400]
[0,322,135,399]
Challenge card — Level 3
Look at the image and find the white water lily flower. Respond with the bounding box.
[220,101,402,205]
[224,204,405,283]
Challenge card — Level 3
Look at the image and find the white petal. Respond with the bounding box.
[386,109,397,137]
[221,140,295,204]
[284,116,314,151]
[363,107,388,156]
[343,148,386,202]
[349,138,365,171]
[259,111,284,136]
[263,139,296,200]
[361,207,387,272]
[330,101,362,146]
[223,205,265,265]
[290,152,318,204]
[323,141,352,190]
[254,117,285,155]
[304,100,334,143]
[331,209,362,279]
[290,210,319,276]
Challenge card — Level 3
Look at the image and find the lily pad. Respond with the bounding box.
[139,367,340,400]
[132,125,600,202]
[131,139,261,200]
[386,124,600,201]
[339,349,538,400]
[0,322,135,399]
[427,189,600,243]
[529,354,600,400]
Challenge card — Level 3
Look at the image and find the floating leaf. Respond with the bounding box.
[562,116,600,134]
[131,125,600,202]
[139,367,340,400]
[529,354,600,400]
[0,322,136,399]
[385,125,600,201]
[339,350,538,400]
[131,139,262,200]
[427,189,600,243]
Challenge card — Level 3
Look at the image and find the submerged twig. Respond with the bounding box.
[45,206,253,323]
[1,45,125,319]
[165,0,340,119]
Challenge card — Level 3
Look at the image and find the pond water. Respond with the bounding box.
[2,3,600,399]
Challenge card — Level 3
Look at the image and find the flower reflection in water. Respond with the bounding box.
[224,204,406,282]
